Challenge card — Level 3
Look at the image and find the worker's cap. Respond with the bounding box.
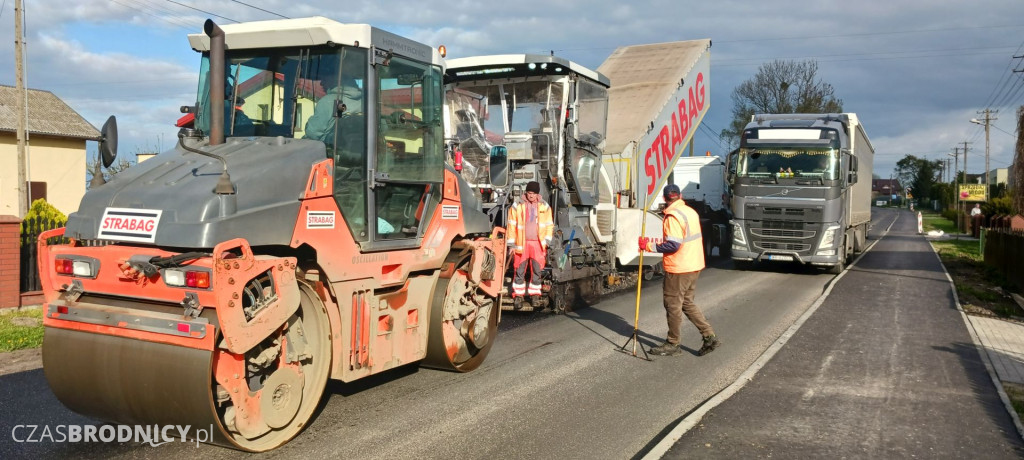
[526,181,541,194]
[663,184,681,199]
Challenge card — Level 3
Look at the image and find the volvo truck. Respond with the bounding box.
[729,113,874,273]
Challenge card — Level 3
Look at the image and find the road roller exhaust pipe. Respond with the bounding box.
[205,19,225,146]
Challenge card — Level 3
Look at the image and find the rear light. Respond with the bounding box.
[72,260,93,277]
[57,306,68,314]
[176,323,191,333]
[55,258,73,275]
[184,271,210,288]
[54,256,99,277]
[164,268,211,289]
[454,147,463,172]
[164,269,185,286]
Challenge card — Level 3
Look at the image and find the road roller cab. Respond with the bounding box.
[39,17,505,452]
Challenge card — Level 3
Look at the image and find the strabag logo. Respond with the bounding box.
[441,205,459,220]
[307,211,335,229]
[98,208,162,243]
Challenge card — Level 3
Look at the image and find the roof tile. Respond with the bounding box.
[0,85,100,140]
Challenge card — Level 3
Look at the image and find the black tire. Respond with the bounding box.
[827,239,847,275]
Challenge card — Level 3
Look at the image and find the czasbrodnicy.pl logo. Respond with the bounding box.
[12,424,216,447]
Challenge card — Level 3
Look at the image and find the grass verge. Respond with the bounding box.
[921,210,1024,420]
[1004,383,1024,425]
[0,308,44,352]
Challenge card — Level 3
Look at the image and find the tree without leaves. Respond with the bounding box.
[721,60,843,146]
[86,157,134,188]
[85,146,156,188]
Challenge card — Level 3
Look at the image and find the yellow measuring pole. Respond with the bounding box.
[620,192,652,360]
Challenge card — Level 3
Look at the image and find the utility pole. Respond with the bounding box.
[962,141,969,186]
[14,0,28,217]
[962,141,970,233]
[971,109,997,198]
[950,147,960,231]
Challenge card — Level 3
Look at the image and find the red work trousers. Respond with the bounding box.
[512,240,545,297]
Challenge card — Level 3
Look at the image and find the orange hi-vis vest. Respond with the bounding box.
[507,199,554,254]
[661,199,704,274]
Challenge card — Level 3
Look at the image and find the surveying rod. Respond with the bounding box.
[628,192,653,357]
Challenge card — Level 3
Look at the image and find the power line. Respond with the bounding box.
[716,24,1024,44]
[229,0,288,19]
[164,0,237,23]
[715,46,1016,67]
[697,122,726,154]
[550,23,1024,54]
[991,74,1024,110]
[981,45,1024,108]
[991,123,1016,137]
[112,0,193,30]
[132,0,198,28]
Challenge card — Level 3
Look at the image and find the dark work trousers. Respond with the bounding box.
[663,271,714,344]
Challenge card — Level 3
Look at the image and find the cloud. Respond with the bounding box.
[0,0,1020,176]
[24,33,195,159]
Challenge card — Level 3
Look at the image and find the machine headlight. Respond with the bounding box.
[731,222,747,246]
[819,225,841,249]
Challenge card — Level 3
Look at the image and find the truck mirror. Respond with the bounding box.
[849,154,858,172]
[848,171,858,185]
[489,145,509,186]
[98,115,119,168]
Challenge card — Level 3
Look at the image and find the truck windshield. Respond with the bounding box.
[193,46,366,144]
[737,146,838,180]
[446,80,563,185]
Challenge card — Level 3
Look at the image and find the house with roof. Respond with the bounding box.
[0,85,99,218]
[871,178,902,200]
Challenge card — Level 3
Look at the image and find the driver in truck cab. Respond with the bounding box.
[304,53,364,147]
[507,181,554,309]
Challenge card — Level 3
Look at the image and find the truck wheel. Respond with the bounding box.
[827,241,847,274]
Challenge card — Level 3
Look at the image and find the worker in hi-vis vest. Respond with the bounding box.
[507,181,553,308]
[639,184,720,356]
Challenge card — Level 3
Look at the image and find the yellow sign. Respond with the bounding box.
[958,184,987,202]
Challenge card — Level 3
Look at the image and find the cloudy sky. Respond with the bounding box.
[2,0,1022,181]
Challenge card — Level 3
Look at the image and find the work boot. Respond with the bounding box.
[513,296,523,309]
[698,335,720,356]
[650,341,682,356]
